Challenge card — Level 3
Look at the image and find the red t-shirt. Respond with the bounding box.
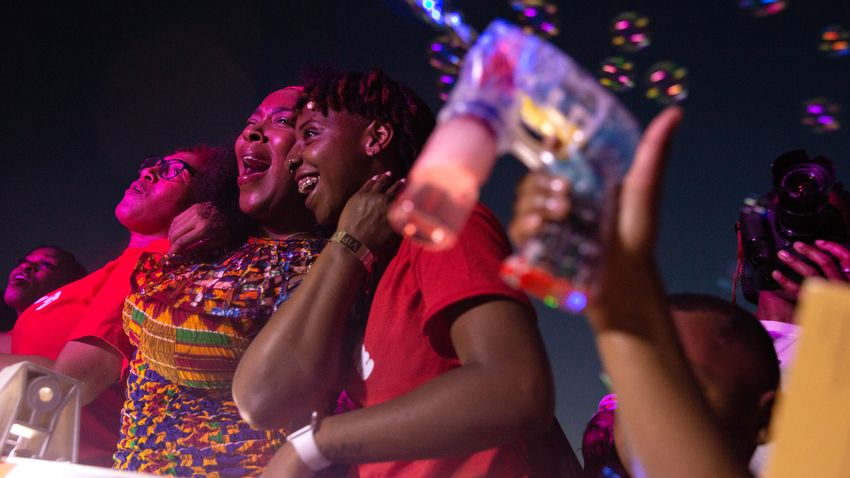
[346,205,580,477]
[11,239,169,466]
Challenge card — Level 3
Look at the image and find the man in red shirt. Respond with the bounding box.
[4,245,87,317]
[1,245,87,351]
[2,145,237,466]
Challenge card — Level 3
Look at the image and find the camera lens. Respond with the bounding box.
[779,165,832,211]
[775,163,835,237]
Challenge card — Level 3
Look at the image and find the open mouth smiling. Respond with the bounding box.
[297,176,318,195]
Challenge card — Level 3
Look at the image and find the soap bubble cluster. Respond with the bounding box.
[510,0,560,39]
[610,12,651,52]
[739,0,787,17]
[819,25,850,57]
[802,98,841,134]
[428,35,466,101]
[644,62,688,105]
[598,57,636,92]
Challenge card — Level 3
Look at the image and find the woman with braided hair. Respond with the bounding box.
[233,69,582,477]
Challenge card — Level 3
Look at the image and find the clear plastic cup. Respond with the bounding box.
[389,20,641,313]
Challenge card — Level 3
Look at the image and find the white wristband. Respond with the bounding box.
[287,412,332,471]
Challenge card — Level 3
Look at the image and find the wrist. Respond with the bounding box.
[287,411,332,471]
[329,231,376,273]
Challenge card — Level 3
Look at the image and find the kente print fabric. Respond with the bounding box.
[114,236,323,477]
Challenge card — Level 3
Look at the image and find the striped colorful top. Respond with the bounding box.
[114,236,323,476]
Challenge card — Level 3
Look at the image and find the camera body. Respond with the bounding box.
[738,150,850,304]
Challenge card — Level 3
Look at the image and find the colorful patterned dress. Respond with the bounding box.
[113,236,323,477]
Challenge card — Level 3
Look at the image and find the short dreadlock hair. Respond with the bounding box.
[295,68,435,174]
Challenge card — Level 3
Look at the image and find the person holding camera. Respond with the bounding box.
[738,150,850,327]
[736,150,850,472]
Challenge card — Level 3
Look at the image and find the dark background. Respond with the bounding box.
[2,0,848,452]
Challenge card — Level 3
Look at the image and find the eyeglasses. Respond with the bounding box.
[139,156,195,181]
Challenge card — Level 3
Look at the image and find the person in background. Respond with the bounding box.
[0,294,16,352]
[3,245,87,316]
[580,395,624,478]
[757,239,850,375]
[1,246,87,351]
[577,294,778,478]
[1,144,237,466]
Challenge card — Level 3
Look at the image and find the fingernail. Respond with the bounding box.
[771,270,782,280]
[793,242,805,252]
[815,239,826,247]
[544,197,563,212]
[778,250,791,260]
[383,170,392,177]
[549,177,568,192]
[524,213,543,229]
[398,178,407,183]
[371,174,380,180]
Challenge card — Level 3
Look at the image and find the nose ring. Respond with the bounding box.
[288,156,300,174]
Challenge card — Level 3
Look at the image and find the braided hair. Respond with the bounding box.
[296,68,435,174]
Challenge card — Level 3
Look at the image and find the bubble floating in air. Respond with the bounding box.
[819,25,850,57]
[598,57,635,92]
[610,12,651,52]
[435,73,457,102]
[645,62,688,104]
[428,35,465,74]
[510,0,561,39]
[802,98,841,134]
[739,0,787,17]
